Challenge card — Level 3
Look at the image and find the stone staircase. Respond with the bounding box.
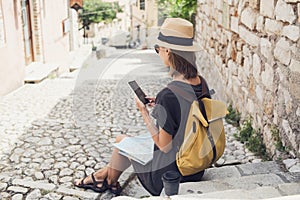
[118,161,300,200]
[25,62,59,84]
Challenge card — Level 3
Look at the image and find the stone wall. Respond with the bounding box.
[195,0,300,158]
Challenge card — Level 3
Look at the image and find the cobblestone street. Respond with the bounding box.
[0,49,262,200]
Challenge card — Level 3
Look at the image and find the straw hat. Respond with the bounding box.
[156,18,201,52]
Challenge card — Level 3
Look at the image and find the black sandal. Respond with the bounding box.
[74,175,94,189]
[90,173,108,193]
[109,181,122,195]
[74,173,108,193]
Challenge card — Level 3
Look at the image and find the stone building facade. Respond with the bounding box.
[88,0,158,48]
[0,0,72,96]
[195,0,300,158]
[130,0,158,45]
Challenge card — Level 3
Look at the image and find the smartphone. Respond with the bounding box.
[128,81,150,104]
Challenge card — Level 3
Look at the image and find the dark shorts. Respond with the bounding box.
[131,160,163,196]
[131,160,205,196]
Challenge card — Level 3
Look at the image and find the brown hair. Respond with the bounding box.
[168,50,198,79]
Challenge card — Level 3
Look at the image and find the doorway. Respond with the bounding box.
[21,0,34,65]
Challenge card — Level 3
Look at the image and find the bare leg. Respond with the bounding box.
[74,134,131,187]
[73,166,109,187]
[107,134,131,185]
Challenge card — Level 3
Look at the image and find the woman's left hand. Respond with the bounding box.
[135,96,149,114]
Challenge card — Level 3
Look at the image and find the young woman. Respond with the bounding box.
[74,17,210,196]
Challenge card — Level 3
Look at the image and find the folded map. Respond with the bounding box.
[113,134,154,165]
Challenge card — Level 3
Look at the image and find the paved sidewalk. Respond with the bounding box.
[0,49,299,199]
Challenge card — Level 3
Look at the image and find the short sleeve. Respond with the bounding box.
[151,88,181,136]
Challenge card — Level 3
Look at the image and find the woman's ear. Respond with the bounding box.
[166,48,171,55]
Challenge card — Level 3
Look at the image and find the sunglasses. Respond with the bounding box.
[154,45,160,54]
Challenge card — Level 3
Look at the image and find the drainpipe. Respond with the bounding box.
[67,0,72,51]
[130,3,133,42]
[32,0,45,63]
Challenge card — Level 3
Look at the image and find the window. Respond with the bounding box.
[140,0,145,10]
[0,0,6,47]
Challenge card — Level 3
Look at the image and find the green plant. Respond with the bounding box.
[158,0,197,23]
[41,189,50,195]
[225,104,241,127]
[238,120,253,143]
[48,73,57,79]
[247,130,269,160]
[79,0,122,27]
[236,119,270,161]
[271,126,286,152]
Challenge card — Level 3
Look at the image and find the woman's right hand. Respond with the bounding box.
[146,97,156,107]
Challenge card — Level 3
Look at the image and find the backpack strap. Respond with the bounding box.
[198,76,211,99]
[167,76,210,121]
[167,76,211,102]
[167,84,195,103]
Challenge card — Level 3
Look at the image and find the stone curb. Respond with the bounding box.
[9,178,100,199]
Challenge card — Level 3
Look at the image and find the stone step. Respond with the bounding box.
[120,161,300,199]
[116,182,300,200]
[68,45,92,72]
[25,62,59,84]
[178,182,300,199]
[203,161,300,183]
[179,173,286,194]
[202,161,283,181]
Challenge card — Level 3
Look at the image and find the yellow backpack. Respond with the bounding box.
[168,82,227,176]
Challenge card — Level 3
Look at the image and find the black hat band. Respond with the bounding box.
[158,32,193,46]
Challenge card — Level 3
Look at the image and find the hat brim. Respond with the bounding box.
[156,39,202,52]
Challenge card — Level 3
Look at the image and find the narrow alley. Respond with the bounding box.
[0,49,298,200]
